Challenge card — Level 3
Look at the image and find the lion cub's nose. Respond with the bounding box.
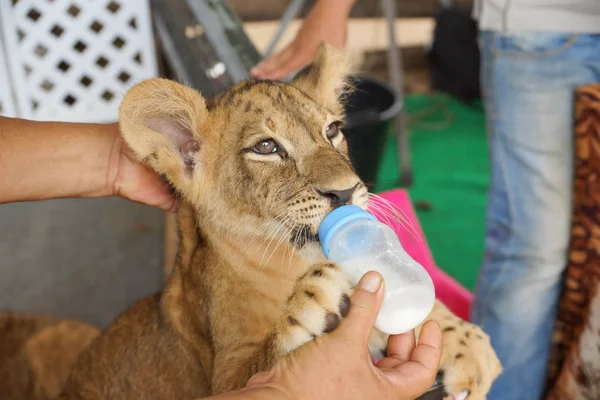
[317,184,358,207]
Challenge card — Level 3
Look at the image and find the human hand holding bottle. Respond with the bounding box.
[208,271,442,400]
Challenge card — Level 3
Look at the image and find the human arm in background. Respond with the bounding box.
[250,0,355,80]
[0,116,176,211]
[205,271,442,400]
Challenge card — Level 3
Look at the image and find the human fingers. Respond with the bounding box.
[120,162,178,212]
[250,47,294,79]
[260,49,313,81]
[377,321,442,398]
[408,320,442,372]
[336,271,384,345]
[114,141,178,212]
[375,329,416,369]
[379,321,441,398]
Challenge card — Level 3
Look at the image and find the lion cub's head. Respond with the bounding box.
[119,44,368,256]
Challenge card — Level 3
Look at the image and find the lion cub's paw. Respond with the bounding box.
[276,262,352,354]
[439,319,502,400]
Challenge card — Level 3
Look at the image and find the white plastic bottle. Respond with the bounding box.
[318,205,435,335]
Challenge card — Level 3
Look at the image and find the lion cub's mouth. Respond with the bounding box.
[290,225,320,248]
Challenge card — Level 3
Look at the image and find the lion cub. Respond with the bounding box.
[60,44,501,399]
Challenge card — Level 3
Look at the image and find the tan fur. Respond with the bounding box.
[0,313,99,400]
[4,44,500,399]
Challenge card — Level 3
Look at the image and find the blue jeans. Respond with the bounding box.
[472,31,600,400]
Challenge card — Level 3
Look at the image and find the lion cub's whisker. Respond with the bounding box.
[367,193,421,243]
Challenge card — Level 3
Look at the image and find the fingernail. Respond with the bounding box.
[358,271,382,293]
[454,391,469,400]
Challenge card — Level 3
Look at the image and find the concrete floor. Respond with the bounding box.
[0,197,164,328]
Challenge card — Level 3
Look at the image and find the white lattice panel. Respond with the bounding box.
[0,0,158,122]
[0,31,16,117]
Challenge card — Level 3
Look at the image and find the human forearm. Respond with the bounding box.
[0,116,116,204]
[318,0,355,15]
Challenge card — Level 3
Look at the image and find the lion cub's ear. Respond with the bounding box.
[119,78,207,194]
[290,43,351,114]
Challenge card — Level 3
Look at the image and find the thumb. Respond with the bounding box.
[338,271,384,344]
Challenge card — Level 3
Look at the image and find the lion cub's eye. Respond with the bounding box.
[252,139,279,154]
[326,121,342,140]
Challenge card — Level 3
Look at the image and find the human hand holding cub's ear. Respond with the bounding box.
[209,271,442,400]
[105,123,178,213]
[0,116,178,207]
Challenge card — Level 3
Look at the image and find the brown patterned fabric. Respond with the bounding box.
[545,84,600,400]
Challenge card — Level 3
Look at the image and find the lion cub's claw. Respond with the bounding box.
[275,262,352,354]
[439,320,502,400]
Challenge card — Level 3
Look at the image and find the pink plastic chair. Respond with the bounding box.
[368,189,473,321]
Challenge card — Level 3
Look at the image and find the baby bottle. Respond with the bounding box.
[318,205,435,335]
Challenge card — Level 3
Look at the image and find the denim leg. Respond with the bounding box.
[472,32,600,400]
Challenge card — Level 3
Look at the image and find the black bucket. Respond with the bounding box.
[342,76,403,188]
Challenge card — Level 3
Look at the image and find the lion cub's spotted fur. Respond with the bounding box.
[55,45,501,399]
